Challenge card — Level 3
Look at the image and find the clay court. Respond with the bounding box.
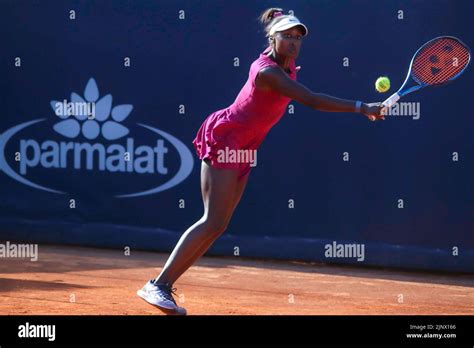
[0,244,472,315]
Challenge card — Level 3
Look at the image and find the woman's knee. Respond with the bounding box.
[201,214,230,236]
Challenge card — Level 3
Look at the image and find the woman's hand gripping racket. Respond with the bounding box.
[381,36,471,115]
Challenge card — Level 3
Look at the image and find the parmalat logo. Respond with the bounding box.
[0,78,194,198]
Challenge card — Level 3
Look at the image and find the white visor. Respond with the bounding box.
[269,16,308,37]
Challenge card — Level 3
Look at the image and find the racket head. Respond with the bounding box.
[383,36,471,109]
[409,36,471,87]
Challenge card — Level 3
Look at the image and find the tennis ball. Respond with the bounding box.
[375,76,390,93]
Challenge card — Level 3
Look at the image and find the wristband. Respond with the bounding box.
[355,100,362,113]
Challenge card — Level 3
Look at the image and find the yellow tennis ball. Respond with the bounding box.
[375,76,390,93]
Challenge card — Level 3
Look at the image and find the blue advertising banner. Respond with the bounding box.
[0,0,472,272]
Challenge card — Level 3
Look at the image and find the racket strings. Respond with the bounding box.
[412,38,470,85]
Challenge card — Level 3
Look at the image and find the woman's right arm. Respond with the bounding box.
[257,67,384,121]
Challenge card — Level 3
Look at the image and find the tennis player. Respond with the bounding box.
[137,7,384,315]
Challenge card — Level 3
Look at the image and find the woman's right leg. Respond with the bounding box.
[154,159,246,286]
[163,164,250,284]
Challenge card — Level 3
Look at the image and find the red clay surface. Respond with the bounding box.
[0,244,472,315]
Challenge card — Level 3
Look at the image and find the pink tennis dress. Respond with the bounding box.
[192,47,298,180]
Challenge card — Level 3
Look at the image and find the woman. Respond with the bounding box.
[137,8,384,315]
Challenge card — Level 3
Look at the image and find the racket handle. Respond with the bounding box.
[382,93,400,108]
[381,92,400,115]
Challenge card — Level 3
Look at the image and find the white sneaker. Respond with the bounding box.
[137,280,187,315]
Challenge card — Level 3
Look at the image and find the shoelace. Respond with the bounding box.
[152,282,178,304]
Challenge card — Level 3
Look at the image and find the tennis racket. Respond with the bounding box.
[382,36,471,113]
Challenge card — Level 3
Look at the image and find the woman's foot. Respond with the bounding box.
[137,280,187,315]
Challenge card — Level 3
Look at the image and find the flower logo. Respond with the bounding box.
[51,78,132,140]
